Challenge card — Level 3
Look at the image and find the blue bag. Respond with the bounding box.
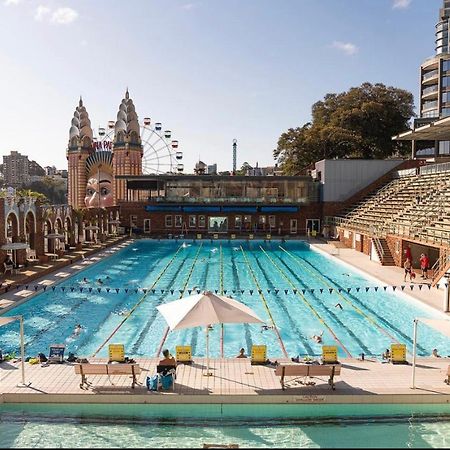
[146,375,159,391]
[160,373,173,390]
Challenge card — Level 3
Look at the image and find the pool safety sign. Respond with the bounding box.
[322,346,338,363]
[391,344,407,364]
[176,346,192,363]
[109,344,125,362]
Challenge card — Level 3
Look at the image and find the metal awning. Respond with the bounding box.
[393,117,450,141]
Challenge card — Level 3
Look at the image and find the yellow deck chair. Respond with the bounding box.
[249,234,254,240]
[251,345,267,365]
[230,234,236,240]
[311,230,317,237]
[108,344,125,363]
[196,233,202,240]
[213,233,219,240]
[322,345,339,364]
[266,234,272,240]
[391,344,407,364]
[176,345,193,364]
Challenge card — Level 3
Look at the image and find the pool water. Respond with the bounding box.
[1,404,450,448]
[0,240,449,359]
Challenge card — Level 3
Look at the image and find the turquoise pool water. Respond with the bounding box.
[0,240,449,359]
[1,404,450,448]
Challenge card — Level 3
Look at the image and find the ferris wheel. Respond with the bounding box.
[94,117,184,174]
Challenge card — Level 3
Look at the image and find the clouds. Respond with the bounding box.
[51,7,79,24]
[392,0,412,9]
[4,0,21,5]
[34,5,50,21]
[331,41,358,56]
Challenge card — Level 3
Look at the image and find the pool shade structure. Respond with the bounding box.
[0,315,30,387]
[157,291,264,376]
[411,318,450,389]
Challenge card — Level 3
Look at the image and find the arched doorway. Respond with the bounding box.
[65,217,72,247]
[25,211,36,250]
[5,212,19,243]
[43,219,53,253]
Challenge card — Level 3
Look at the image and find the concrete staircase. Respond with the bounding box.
[373,237,395,266]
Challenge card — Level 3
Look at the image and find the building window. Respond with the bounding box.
[198,215,206,228]
[130,215,137,227]
[143,219,151,233]
[269,215,276,229]
[442,108,450,117]
[444,59,450,72]
[208,216,228,233]
[175,215,182,228]
[189,215,196,228]
[165,215,172,228]
[244,215,252,231]
[235,215,242,229]
[439,141,450,155]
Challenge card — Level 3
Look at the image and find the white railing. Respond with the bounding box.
[420,161,450,175]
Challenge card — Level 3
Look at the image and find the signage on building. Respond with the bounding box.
[92,140,113,152]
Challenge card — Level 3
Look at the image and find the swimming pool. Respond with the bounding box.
[0,240,449,359]
[1,403,450,448]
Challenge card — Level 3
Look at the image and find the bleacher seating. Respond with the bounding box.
[336,165,450,248]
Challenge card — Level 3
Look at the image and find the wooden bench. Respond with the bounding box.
[275,364,341,390]
[74,363,141,389]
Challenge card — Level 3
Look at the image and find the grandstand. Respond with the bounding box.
[330,162,450,286]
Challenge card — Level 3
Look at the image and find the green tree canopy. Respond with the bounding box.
[274,82,415,174]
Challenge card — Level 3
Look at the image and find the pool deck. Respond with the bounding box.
[0,236,131,314]
[1,357,450,405]
[312,241,447,315]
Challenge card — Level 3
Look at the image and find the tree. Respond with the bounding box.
[236,162,252,176]
[274,82,415,174]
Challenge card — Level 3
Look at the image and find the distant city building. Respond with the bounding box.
[194,161,207,175]
[246,163,282,176]
[415,0,450,158]
[45,166,57,176]
[3,151,30,188]
[206,164,217,175]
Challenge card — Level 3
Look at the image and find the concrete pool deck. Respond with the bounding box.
[1,357,450,405]
[312,241,447,315]
[0,236,132,314]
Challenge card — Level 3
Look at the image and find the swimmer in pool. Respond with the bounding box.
[73,324,83,337]
[335,303,343,310]
[97,278,104,285]
[261,325,274,332]
[311,331,324,344]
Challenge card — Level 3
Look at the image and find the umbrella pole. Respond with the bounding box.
[204,326,212,377]
[411,319,418,390]
[17,316,30,388]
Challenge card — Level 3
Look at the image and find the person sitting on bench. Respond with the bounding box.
[147,349,176,391]
[3,255,14,275]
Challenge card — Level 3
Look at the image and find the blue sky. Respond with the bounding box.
[0,0,443,172]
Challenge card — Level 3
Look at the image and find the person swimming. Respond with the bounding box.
[311,331,324,344]
[261,324,274,332]
[335,303,343,310]
[97,278,104,285]
[73,324,83,337]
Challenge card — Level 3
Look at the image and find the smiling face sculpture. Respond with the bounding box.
[84,151,114,208]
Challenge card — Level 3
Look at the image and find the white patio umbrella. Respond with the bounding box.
[157,291,264,376]
[2,242,30,266]
[84,225,100,230]
[0,315,30,387]
[44,233,65,240]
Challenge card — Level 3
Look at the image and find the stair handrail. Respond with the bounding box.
[373,236,385,261]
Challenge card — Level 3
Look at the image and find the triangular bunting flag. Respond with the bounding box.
[320,289,324,294]
[365,287,370,292]
[374,287,379,292]
[383,286,387,291]
[419,285,423,290]
[356,287,360,292]
[115,288,120,293]
[284,289,288,295]
[61,287,66,292]
[249,290,254,295]
[98,288,102,293]
[293,289,297,294]
[106,288,110,293]
[52,286,56,291]
[188,290,192,295]
[88,287,93,293]
[329,288,333,294]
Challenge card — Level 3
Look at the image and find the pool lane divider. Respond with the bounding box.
[91,244,185,358]
[156,242,204,357]
[240,245,288,359]
[278,246,401,347]
[259,245,352,358]
[219,244,225,358]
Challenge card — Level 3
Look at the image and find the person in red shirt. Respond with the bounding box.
[405,245,412,262]
[420,253,430,279]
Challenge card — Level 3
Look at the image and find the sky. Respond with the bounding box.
[0,0,444,173]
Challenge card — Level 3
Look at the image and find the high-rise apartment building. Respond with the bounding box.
[2,151,30,187]
[416,1,450,157]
